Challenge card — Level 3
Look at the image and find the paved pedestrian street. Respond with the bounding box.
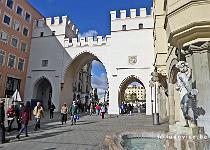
[1,113,168,150]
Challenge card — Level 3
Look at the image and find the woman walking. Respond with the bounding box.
[61,103,68,124]
[16,105,29,139]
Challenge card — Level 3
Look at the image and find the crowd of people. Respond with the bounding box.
[120,102,146,115]
[0,98,109,144]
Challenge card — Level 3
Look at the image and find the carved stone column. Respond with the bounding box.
[184,41,210,136]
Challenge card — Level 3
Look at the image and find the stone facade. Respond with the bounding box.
[153,0,210,137]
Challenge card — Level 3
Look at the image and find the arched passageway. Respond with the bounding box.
[60,52,109,109]
[118,75,146,112]
[33,78,52,109]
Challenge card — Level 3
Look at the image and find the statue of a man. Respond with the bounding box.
[176,61,198,127]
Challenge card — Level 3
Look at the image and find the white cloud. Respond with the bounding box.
[91,73,108,96]
[78,30,98,39]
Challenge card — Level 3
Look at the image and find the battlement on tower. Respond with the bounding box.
[110,7,153,21]
[110,8,154,32]
[32,15,78,38]
[64,35,111,47]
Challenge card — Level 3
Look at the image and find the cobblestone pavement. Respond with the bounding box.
[1,113,169,150]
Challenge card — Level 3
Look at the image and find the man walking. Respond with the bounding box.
[70,101,78,125]
[0,99,5,144]
[49,103,55,119]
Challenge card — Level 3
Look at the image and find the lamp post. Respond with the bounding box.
[149,80,154,114]
[151,69,160,125]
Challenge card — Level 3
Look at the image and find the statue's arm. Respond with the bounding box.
[176,73,181,91]
[187,68,192,80]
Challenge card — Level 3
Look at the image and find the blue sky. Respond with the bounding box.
[29,0,152,36]
[28,0,152,95]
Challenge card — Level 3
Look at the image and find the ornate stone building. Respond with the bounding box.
[24,8,155,115]
[153,0,210,137]
[124,85,146,102]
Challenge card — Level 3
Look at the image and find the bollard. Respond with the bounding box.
[153,113,160,125]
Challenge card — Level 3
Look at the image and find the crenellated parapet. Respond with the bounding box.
[32,15,78,38]
[110,8,153,32]
[64,35,111,47]
[110,7,153,21]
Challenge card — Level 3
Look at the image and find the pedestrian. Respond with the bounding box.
[14,102,21,131]
[6,103,15,132]
[49,103,55,119]
[101,105,106,119]
[61,103,68,124]
[128,103,132,115]
[16,105,29,139]
[69,101,78,125]
[95,104,101,116]
[120,102,124,114]
[33,102,44,131]
[0,99,5,144]
[89,103,94,116]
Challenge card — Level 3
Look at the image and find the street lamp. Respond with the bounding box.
[151,69,160,125]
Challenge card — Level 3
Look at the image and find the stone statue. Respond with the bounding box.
[176,61,198,127]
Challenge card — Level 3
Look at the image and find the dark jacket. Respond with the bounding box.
[0,104,5,123]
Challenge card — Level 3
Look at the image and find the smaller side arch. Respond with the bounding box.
[32,76,53,109]
[118,75,146,104]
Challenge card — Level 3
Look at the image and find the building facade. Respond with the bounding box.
[0,0,43,99]
[124,85,146,102]
[153,0,210,137]
[24,8,155,115]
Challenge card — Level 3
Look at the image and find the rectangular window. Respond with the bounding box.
[0,31,9,43]
[16,6,23,16]
[23,27,29,37]
[0,49,5,65]
[11,36,18,48]
[8,54,16,68]
[20,42,27,52]
[3,14,11,26]
[139,23,143,29]
[5,77,21,97]
[122,25,126,31]
[18,58,24,71]
[25,12,31,22]
[41,60,48,67]
[6,0,14,9]
[40,32,44,37]
[52,31,55,36]
[13,20,21,32]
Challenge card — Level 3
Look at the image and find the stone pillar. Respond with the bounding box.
[184,42,210,136]
[168,83,175,124]
[159,86,167,120]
